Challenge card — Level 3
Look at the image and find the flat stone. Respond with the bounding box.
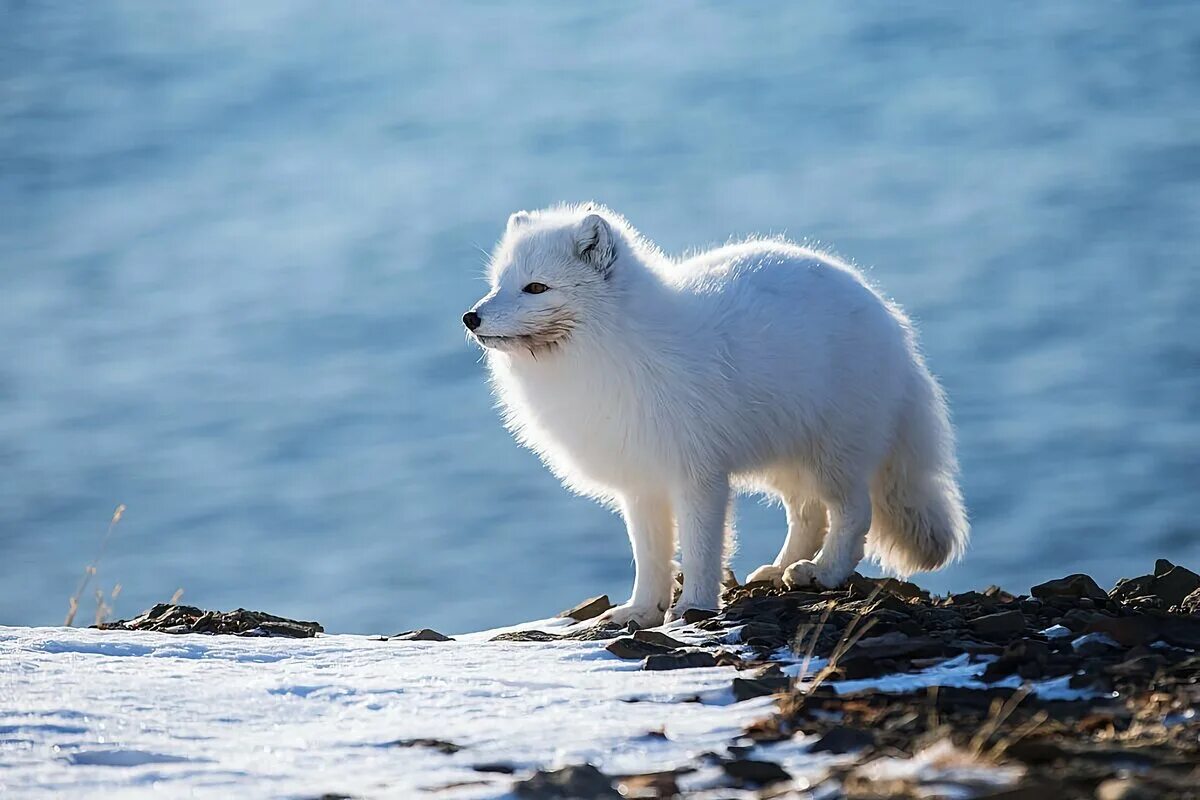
[721,758,791,786]
[558,595,613,622]
[387,738,462,754]
[681,608,717,624]
[731,675,791,701]
[642,650,717,671]
[472,763,515,774]
[631,629,689,649]
[391,628,453,642]
[1031,574,1108,602]
[605,637,673,660]
[970,610,1027,637]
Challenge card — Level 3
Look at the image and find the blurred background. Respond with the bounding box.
[2,3,1197,634]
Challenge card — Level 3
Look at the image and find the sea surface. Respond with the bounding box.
[2,3,1197,633]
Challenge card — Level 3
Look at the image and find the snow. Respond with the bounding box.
[0,622,782,799]
[0,620,1036,798]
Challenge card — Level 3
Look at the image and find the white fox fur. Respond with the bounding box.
[466,204,968,627]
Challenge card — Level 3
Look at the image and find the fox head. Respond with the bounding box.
[464,206,627,356]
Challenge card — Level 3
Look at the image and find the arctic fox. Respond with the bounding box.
[464,204,967,628]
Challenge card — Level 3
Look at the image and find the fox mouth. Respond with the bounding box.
[471,323,575,356]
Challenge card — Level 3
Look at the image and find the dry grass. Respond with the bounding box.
[65,504,125,626]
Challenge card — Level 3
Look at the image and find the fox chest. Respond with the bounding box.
[498,365,677,486]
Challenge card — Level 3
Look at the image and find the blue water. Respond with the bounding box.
[2,3,1197,633]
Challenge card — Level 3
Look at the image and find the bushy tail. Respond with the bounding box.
[867,358,969,576]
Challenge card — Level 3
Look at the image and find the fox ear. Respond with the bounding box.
[507,211,532,234]
[575,214,616,273]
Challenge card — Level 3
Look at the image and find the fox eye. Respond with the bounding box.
[523,282,549,294]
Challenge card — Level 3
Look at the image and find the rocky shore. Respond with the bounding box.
[91,562,1200,799]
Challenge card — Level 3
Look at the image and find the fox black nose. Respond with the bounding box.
[462,311,482,331]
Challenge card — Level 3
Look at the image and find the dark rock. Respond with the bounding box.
[605,637,673,660]
[1002,638,1051,663]
[731,675,791,701]
[391,628,453,642]
[1154,558,1175,577]
[1155,614,1200,649]
[1070,632,1122,656]
[1030,574,1108,602]
[642,650,717,671]
[1084,616,1155,647]
[558,595,613,622]
[1155,566,1200,607]
[387,738,462,754]
[472,763,515,774]
[971,610,1027,637]
[721,758,791,786]
[681,608,717,624]
[631,629,689,649]
[809,725,876,754]
[514,764,618,799]
[1110,574,1157,602]
[846,632,947,660]
[1106,653,1166,677]
[95,604,323,638]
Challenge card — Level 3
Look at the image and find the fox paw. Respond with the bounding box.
[595,602,667,630]
[782,559,848,590]
[746,564,786,586]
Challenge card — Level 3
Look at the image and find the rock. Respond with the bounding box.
[809,725,876,754]
[1154,565,1200,607]
[631,629,690,649]
[1071,632,1122,656]
[681,608,717,624]
[1154,558,1175,577]
[605,637,673,660]
[1182,588,1200,615]
[845,632,946,660]
[95,604,323,638]
[472,763,515,774]
[971,610,1027,637]
[490,630,560,642]
[1031,574,1108,602]
[642,650,717,671]
[1096,777,1157,800]
[1106,653,1166,677]
[391,628,453,642]
[387,738,462,754]
[731,675,791,701]
[1084,616,1155,647]
[615,772,682,798]
[721,758,791,786]
[514,764,619,799]
[558,595,613,622]
[1110,574,1156,603]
